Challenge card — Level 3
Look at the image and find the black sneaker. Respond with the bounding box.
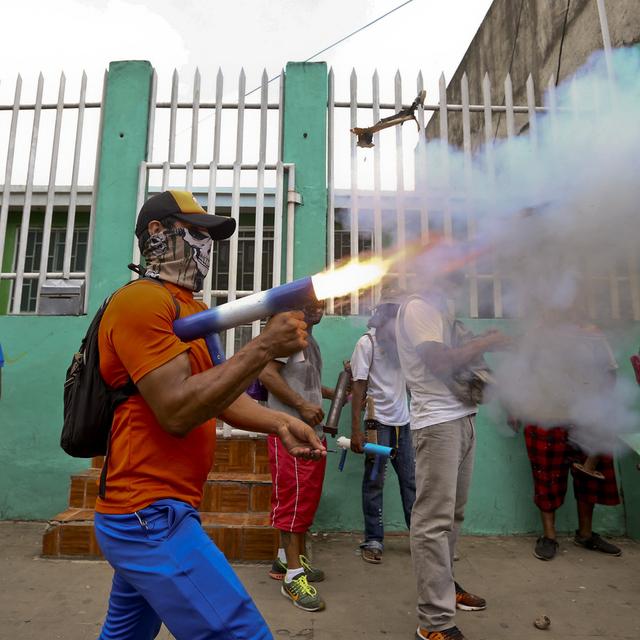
[534,536,559,560]
[574,531,622,556]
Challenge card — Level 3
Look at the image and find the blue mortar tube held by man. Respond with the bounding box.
[174,277,318,363]
[174,255,390,365]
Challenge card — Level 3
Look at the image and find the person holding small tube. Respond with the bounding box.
[94,190,325,640]
[350,293,415,564]
[396,270,511,640]
[259,300,335,612]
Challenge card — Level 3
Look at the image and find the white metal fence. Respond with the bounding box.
[0,72,105,314]
[327,67,640,321]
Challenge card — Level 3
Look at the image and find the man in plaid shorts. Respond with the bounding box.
[522,323,622,561]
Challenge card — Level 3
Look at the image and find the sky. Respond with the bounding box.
[0,0,493,102]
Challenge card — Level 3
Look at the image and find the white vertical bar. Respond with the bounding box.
[504,73,515,138]
[372,70,383,304]
[461,73,478,318]
[326,68,335,313]
[416,71,429,244]
[84,69,108,312]
[226,68,246,356]
[203,68,224,308]
[12,73,44,313]
[161,161,170,191]
[252,70,268,338]
[272,71,285,289]
[63,71,87,279]
[168,69,179,163]
[186,68,200,191]
[394,70,406,291]
[526,74,538,146]
[0,75,21,277]
[131,161,148,273]
[36,72,66,309]
[483,72,502,318]
[349,68,359,313]
[439,73,452,241]
[146,69,157,162]
[273,161,284,288]
[286,165,295,283]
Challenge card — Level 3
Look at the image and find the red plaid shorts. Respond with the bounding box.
[524,425,620,512]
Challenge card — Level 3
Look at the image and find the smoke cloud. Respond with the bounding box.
[408,47,640,454]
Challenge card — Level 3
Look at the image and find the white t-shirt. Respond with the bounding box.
[396,296,476,429]
[350,331,410,426]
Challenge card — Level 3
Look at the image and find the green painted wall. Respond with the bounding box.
[0,60,153,520]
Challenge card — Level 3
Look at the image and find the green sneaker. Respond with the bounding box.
[268,557,287,581]
[281,573,326,611]
[299,554,325,582]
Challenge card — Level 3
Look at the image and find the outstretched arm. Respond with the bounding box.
[221,393,325,459]
[137,312,308,437]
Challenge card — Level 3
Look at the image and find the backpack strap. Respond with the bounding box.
[98,276,181,499]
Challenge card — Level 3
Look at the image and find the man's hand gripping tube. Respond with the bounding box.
[336,436,396,471]
[174,277,318,363]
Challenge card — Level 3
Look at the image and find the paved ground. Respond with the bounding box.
[0,522,638,639]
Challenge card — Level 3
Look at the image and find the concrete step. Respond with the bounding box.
[45,437,276,561]
[68,469,272,512]
[42,509,277,561]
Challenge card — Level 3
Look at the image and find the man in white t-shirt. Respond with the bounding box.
[350,300,415,564]
[396,277,510,640]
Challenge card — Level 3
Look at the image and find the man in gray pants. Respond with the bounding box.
[396,280,510,640]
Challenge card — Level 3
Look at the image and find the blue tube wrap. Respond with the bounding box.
[362,442,396,458]
[174,277,317,365]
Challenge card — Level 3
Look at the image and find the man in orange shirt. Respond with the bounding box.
[94,190,325,640]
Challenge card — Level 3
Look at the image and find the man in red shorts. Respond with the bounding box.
[259,300,335,612]
[522,322,622,561]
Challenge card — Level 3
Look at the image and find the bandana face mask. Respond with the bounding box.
[142,226,212,292]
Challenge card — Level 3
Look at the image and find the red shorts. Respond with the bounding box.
[268,434,326,533]
[524,425,620,512]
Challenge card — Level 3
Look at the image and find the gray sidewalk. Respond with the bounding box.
[0,522,638,639]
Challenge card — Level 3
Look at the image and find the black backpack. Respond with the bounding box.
[61,278,179,496]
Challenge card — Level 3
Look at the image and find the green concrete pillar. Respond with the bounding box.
[88,60,153,310]
[282,62,328,279]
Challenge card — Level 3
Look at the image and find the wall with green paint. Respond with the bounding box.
[0,60,153,520]
[312,317,636,536]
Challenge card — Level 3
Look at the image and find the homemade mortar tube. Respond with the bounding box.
[174,277,318,363]
[335,436,396,471]
[323,370,351,437]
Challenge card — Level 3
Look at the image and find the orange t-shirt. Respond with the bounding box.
[95,279,216,514]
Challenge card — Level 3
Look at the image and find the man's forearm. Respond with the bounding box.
[161,336,276,434]
[420,337,491,378]
[221,392,289,435]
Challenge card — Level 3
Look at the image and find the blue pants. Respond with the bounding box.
[94,499,273,640]
[361,422,416,551]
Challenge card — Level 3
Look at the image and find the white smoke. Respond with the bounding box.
[409,47,640,454]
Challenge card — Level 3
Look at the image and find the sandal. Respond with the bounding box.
[361,547,382,564]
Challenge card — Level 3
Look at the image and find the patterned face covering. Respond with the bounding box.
[142,226,212,292]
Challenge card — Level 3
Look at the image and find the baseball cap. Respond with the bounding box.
[135,190,236,240]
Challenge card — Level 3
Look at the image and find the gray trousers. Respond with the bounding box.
[410,415,476,632]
